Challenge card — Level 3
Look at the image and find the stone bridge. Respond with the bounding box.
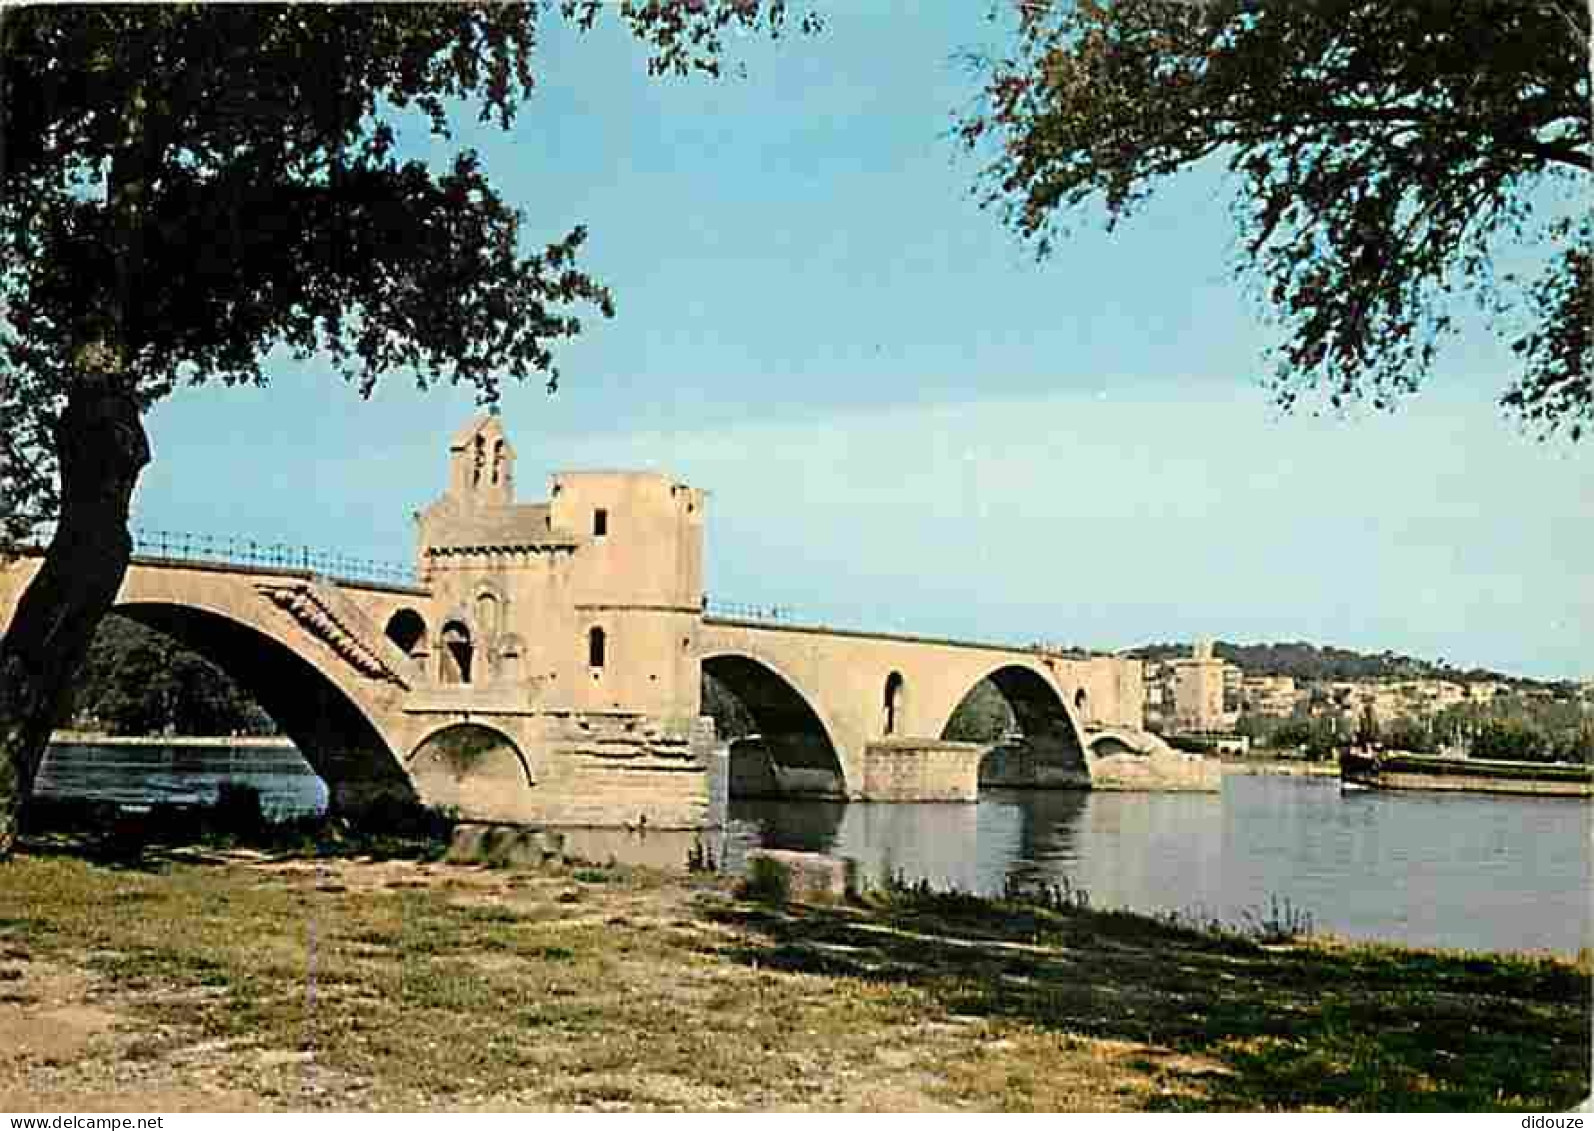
[699,618,1156,801]
[1,414,1212,831]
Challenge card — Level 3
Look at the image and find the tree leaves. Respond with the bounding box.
[961,0,1592,437]
[1504,216,1592,441]
[65,614,274,737]
[0,1,818,540]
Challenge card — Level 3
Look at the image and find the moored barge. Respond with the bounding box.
[1339,748,1593,798]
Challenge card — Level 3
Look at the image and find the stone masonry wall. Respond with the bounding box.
[860,739,981,801]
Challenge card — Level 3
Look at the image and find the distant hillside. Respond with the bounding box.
[1127,641,1537,687]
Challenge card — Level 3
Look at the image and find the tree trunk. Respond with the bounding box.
[0,377,150,856]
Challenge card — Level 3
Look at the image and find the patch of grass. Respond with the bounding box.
[707,888,1590,1111]
[0,849,1585,1112]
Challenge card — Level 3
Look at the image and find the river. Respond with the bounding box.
[35,742,1591,957]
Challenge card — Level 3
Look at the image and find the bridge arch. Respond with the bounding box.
[935,661,1092,789]
[701,651,847,798]
[112,598,415,813]
[406,721,533,821]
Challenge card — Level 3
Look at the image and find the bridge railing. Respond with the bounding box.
[702,597,800,623]
[7,527,417,588]
[128,529,419,587]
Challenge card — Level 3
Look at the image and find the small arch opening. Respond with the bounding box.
[384,608,427,657]
[475,592,501,639]
[588,626,606,669]
[408,722,533,821]
[883,671,906,736]
[440,621,474,685]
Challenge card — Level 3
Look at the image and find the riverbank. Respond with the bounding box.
[1,848,1586,1111]
[1219,755,1340,777]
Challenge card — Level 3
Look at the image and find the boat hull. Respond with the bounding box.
[1339,749,1592,798]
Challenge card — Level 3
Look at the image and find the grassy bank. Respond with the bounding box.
[0,848,1586,1112]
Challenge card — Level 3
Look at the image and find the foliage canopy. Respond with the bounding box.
[960,0,1592,437]
[0,1,818,543]
[65,614,273,737]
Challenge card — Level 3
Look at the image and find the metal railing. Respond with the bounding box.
[703,597,799,623]
[0,526,419,587]
[128,528,418,587]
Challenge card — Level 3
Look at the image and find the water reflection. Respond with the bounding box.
[978,788,1089,896]
[730,776,1592,956]
[37,740,327,818]
[38,740,1591,956]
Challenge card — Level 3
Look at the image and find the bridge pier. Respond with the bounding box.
[729,735,1100,804]
[860,739,985,802]
[399,712,722,829]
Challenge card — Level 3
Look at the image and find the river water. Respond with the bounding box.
[36,740,329,820]
[726,777,1591,957]
[35,744,1591,957]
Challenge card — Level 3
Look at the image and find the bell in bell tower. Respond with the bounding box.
[447,412,515,509]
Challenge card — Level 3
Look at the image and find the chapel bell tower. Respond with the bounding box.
[448,413,515,508]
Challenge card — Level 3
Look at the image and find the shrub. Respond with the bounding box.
[738,855,792,905]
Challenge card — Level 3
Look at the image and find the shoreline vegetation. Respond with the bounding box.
[2,799,1589,1112]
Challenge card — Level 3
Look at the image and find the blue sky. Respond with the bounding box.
[136,6,1590,681]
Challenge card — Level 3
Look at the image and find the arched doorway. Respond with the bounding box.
[440,620,473,684]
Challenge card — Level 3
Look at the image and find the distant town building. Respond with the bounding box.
[1143,641,1233,733]
[1139,638,1575,743]
[1241,674,1303,717]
